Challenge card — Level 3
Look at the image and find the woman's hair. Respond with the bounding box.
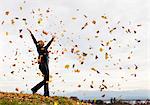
[37,40,44,47]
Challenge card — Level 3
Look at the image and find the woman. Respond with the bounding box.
[27,28,55,96]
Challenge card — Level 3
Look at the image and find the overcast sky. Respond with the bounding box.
[0,0,150,97]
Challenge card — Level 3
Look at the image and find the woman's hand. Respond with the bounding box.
[27,28,32,34]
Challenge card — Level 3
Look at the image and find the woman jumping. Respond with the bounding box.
[27,28,55,96]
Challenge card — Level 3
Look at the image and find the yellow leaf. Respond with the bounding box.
[74,69,80,73]
[91,68,96,71]
[72,17,77,20]
[6,32,8,36]
[65,64,70,69]
[99,48,103,52]
[105,53,109,60]
[37,18,42,24]
[54,101,58,105]
[101,16,107,19]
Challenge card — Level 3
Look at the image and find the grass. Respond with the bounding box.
[0,92,89,105]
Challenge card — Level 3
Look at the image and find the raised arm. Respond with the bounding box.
[27,28,37,45]
[45,36,55,49]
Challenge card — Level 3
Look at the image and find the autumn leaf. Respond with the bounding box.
[77,85,81,87]
[101,16,107,19]
[101,94,105,97]
[38,18,42,24]
[92,20,96,24]
[12,64,16,67]
[105,53,109,60]
[15,88,19,91]
[42,30,48,35]
[74,69,80,73]
[90,85,94,88]
[109,27,116,33]
[91,68,97,72]
[72,17,77,20]
[5,11,9,15]
[5,32,9,36]
[19,35,23,38]
[81,22,88,30]
[99,48,103,52]
[64,64,70,69]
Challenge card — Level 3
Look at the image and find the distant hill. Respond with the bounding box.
[55,90,150,100]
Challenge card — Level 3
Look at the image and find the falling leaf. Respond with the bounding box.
[11,71,14,74]
[5,32,9,36]
[105,73,110,76]
[102,84,107,89]
[12,64,16,67]
[5,11,9,15]
[105,53,109,60]
[135,39,141,43]
[109,27,116,33]
[19,29,22,33]
[91,68,97,72]
[22,18,26,21]
[42,30,48,35]
[96,30,99,34]
[92,20,96,24]
[19,35,23,38]
[72,64,75,68]
[9,41,12,43]
[15,17,19,19]
[74,69,80,73]
[65,64,70,69]
[83,15,87,18]
[95,55,98,59]
[38,18,42,24]
[1,21,4,25]
[99,48,103,52]
[90,85,94,88]
[77,85,81,87]
[106,41,110,46]
[131,74,136,77]
[134,64,138,70]
[11,19,15,24]
[134,30,136,34]
[19,6,23,10]
[72,17,77,20]
[101,94,105,97]
[82,52,87,56]
[81,22,88,30]
[137,24,142,27]
[15,88,19,91]
[101,16,107,19]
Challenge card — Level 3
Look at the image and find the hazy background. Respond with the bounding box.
[0,0,150,99]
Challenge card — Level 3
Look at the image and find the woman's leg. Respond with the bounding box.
[31,64,45,94]
[31,80,44,94]
[44,65,49,96]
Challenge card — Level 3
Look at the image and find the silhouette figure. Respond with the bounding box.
[27,28,55,96]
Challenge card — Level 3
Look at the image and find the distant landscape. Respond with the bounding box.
[58,90,150,100]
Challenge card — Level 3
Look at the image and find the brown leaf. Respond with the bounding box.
[81,22,88,30]
[19,35,23,38]
[92,20,96,24]
[105,53,109,60]
[42,30,48,35]
[101,16,107,19]
[5,11,9,15]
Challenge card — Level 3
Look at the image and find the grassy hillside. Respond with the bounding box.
[0,92,90,105]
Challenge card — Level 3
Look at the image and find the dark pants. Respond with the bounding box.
[31,63,49,96]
